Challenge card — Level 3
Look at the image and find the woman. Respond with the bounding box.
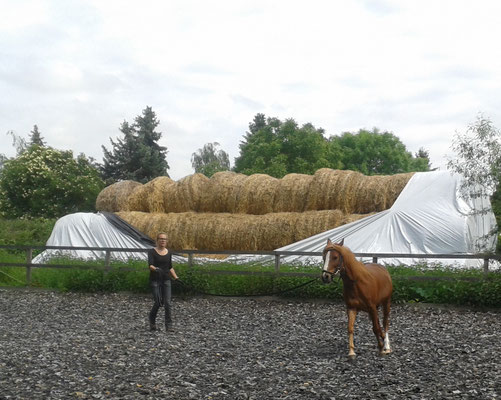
[148,232,179,332]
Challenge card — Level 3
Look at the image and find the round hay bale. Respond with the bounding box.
[145,176,175,213]
[126,185,149,212]
[273,173,313,213]
[95,180,142,212]
[305,169,414,214]
[235,174,279,215]
[305,169,363,213]
[115,211,197,250]
[163,173,210,213]
[199,171,248,213]
[125,176,174,213]
[351,172,414,213]
[116,210,370,251]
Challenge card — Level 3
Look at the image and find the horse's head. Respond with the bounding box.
[322,238,344,283]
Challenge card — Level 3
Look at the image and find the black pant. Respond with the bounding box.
[149,280,172,327]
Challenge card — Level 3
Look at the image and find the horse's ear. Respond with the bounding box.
[336,238,344,246]
[327,238,332,245]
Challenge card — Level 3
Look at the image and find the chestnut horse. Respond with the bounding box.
[322,239,393,357]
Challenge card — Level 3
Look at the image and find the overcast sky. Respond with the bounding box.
[2,0,501,180]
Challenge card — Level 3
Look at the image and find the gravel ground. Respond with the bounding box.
[0,288,500,400]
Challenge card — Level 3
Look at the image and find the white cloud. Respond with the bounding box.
[1,0,501,179]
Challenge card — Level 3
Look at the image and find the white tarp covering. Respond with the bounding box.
[33,212,151,263]
[274,171,498,268]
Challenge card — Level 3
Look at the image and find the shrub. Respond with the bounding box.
[0,146,104,218]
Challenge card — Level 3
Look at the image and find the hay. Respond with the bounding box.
[305,169,362,213]
[199,171,248,213]
[126,185,149,212]
[305,168,414,214]
[273,173,313,212]
[235,174,279,215]
[95,180,143,212]
[163,173,210,213]
[351,172,414,213]
[116,210,368,251]
[96,169,414,215]
[123,176,174,213]
[145,176,175,213]
[99,168,417,251]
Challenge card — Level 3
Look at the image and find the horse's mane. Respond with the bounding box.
[331,243,370,279]
[332,244,358,265]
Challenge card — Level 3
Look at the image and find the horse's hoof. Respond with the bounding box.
[347,354,356,361]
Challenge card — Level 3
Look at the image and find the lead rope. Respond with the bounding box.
[175,276,321,298]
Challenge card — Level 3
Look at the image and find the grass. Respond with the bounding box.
[1,253,501,307]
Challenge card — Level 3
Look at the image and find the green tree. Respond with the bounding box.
[447,114,501,251]
[448,115,501,195]
[101,106,169,184]
[1,127,47,170]
[329,128,430,175]
[234,114,330,178]
[0,146,105,218]
[412,147,433,171]
[29,125,45,147]
[191,142,230,177]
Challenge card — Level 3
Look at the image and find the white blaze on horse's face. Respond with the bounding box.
[322,250,333,283]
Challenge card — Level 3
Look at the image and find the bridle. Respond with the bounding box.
[322,246,345,279]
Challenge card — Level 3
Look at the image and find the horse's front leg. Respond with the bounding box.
[347,308,357,357]
[382,298,392,354]
[369,307,385,354]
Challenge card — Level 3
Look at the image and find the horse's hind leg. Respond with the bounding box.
[382,298,392,354]
[347,308,357,357]
[369,306,385,354]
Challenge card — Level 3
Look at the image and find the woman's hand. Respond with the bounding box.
[149,265,157,272]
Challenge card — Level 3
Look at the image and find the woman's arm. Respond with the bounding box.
[169,268,179,280]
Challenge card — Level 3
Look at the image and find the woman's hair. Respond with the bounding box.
[156,232,168,240]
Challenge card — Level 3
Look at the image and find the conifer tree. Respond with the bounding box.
[101,106,169,184]
[29,125,45,147]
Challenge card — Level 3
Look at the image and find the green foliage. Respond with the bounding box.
[234,114,330,178]
[101,106,169,184]
[491,187,501,253]
[0,218,56,252]
[191,142,230,177]
[447,115,501,251]
[234,114,431,177]
[1,256,501,307]
[329,129,430,175]
[0,146,104,219]
[448,114,501,196]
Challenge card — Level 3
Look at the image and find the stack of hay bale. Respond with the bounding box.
[95,168,413,251]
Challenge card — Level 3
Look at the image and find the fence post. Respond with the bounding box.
[25,247,33,286]
[372,256,378,264]
[273,254,281,292]
[188,253,193,268]
[483,257,489,278]
[105,250,111,273]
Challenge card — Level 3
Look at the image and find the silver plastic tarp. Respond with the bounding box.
[273,171,498,268]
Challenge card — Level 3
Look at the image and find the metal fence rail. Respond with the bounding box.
[0,245,499,285]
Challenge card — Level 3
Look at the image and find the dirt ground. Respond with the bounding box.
[1,288,500,399]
